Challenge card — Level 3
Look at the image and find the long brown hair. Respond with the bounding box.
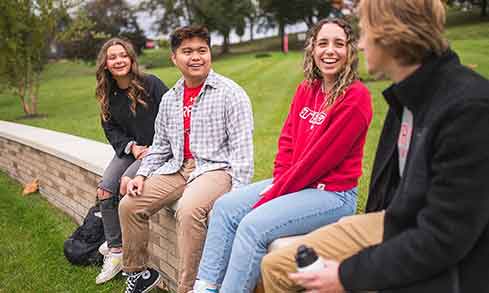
[303,18,359,110]
[95,38,148,121]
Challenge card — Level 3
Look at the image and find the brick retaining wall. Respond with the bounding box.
[0,137,97,223]
[0,121,179,291]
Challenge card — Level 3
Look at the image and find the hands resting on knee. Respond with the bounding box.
[125,175,145,196]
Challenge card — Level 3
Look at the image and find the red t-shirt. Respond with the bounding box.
[183,82,204,159]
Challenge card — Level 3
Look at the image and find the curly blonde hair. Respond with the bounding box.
[95,38,148,121]
[303,18,359,110]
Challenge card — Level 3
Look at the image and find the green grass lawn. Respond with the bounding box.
[0,171,126,292]
[0,15,488,292]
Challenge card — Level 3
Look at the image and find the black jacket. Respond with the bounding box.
[339,50,489,292]
[102,74,168,157]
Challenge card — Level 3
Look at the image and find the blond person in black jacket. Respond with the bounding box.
[261,1,489,292]
[94,38,167,284]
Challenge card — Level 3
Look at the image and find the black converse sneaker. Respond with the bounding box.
[124,268,161,293]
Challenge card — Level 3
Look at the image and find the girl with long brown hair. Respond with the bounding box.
[192,18,372,293]
[94,37,167,284]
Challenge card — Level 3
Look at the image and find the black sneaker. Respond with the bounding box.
[124,268,161,293]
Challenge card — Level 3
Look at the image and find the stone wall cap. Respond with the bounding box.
[0,120,180,210]
[0,120,112,175]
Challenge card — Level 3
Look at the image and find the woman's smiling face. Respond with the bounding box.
[313,23,348,83]
[105,44,132,78]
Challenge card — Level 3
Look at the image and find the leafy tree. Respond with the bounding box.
[195,0,254,53]
[140,0,194,31]
[0,0,59,116]
[247,0,261,41]
[59,0,146,61]
[141,0,254,54]
[258,0,332,52]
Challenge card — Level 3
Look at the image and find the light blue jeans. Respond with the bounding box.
[196,179,357,293]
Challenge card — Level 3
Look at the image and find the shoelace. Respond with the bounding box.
[125,271,143,293]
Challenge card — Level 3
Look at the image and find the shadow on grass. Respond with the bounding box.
[14,113,49,121]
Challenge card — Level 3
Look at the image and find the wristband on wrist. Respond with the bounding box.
[125,141,136,155]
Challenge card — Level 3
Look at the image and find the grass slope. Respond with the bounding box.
[0,172,126,292]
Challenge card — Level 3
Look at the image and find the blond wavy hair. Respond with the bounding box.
[303,18,359,110]
[95,38,148,121]
[359,0,448,65]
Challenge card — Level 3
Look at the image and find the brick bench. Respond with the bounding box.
[0,120,179,291]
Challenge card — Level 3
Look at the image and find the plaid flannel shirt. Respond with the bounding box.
[137,70,254,189]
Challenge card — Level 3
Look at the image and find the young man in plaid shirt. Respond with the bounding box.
[119,25,254,293]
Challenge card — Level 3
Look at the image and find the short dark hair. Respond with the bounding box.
[170,25,211,52]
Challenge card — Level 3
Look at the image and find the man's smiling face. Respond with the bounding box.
[171,37,212,87]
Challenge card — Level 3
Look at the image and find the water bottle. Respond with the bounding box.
[295,244,326,272]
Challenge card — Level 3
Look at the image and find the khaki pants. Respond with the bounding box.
[119,160,231,293]
[261,211,385,292]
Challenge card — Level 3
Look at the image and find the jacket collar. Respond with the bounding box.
[382,49,460,114]
[172,69,218,97]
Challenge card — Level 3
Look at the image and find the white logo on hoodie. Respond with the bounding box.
[300,107,327,125]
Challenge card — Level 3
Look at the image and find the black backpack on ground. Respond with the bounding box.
[64,205,105,266]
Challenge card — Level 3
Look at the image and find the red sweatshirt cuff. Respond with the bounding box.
[252,189,277,208]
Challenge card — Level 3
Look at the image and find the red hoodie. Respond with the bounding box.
[253,79,372,208]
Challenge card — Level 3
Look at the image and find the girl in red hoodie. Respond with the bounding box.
[192,18,373,293]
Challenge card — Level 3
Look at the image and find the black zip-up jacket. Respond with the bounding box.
[339,50,489,292]
[102,74,168,157]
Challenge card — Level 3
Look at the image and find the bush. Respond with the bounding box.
[138,48,173,69]
[158,39,170,49]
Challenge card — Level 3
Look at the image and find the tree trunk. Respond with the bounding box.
[21,58,35,115]
[183,0,194,23]
[17,57,39,116]
[279,20,285,53]
[17,80,31,115]
[482,0,488,17]
[221,32,230,54]
[304,15,314,28]
[249,17,254,41]
[29,71,41,115]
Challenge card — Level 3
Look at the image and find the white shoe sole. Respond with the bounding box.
[95,265,122,284]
